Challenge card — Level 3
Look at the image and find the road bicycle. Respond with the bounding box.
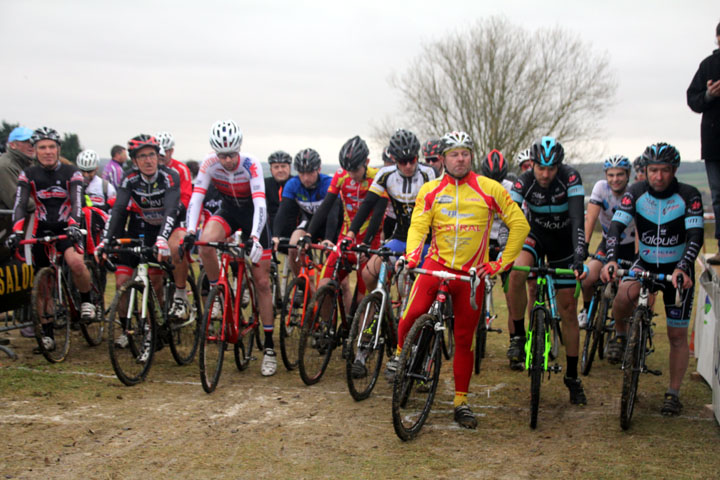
[391,267,480,441]
[195,236,260,393]
[474,273,503,374]
[616,267,679,430]
[278,240,326,371]
[510,262,579,429]
[297,240,360,385]
[345,246,403,400]
[20,230,105,363]
[580,256,632,376]
[106,239,202,386]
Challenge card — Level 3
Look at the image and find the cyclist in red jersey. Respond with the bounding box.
[156,132,194,318]
[302,136,381,309]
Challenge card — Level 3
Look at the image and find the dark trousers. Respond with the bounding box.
[704,159,720,243]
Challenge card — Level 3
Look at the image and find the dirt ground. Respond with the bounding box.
[1,312,718,480]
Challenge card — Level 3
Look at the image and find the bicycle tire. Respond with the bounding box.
[199,285,227,393]
[279,276,307,370]
[441,297,455,360]
[529,307,546,429]
[168,273,202,365]
[346,292,386,401]
[107,280,156,386]
[549,315,561,361]
[80,259,105,347]
[392,314,441,441]
[582,292,609,376]
[620,308,645,430]
[474,313,488,374]
[32,267,71,363]
[298,284,338,385]
[235,270,259,371]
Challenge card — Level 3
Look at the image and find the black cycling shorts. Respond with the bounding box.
[522,231,575,289]
[207,204,271,249]
[32,222,77,269]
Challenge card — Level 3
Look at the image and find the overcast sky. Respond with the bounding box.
[2,0,718,166]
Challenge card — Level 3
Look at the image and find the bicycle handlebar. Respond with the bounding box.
[507,265,582,299]
[408,267,480,310]
[615,268,684,306]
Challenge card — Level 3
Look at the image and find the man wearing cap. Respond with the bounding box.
[687,21,720,263]
[0,127,36,213]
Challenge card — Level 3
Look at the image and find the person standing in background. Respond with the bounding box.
[102,145,128,189]
[687,21,720,264]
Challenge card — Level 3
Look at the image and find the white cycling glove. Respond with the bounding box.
[249,238,263,264]
[155,237,170,258]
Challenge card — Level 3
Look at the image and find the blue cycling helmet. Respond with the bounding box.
[641,142,680,167]
[531,136,564,166]
[603,154,631,172]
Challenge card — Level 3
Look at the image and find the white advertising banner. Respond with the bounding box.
[713,321,720,424]
[695,270,718,384]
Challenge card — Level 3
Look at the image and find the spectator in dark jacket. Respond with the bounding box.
[0,127,36,244]
[687,21,720,263]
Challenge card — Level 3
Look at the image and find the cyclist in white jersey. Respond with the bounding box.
[183,120,277,376]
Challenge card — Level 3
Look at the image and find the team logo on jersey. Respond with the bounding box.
[621,196,632,206]
[514,182,522,190]
[440,208,473,219]
[691,200,701,211]
[568,174,577,183]
[436,195,453,204]
[243,158,259,178]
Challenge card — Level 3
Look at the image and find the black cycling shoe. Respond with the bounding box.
[453,404,478,429]
[661,393,683,416]
[507,335,525,371]
[564,375,587,406]
[351,359,368,379]
[606,336,626,365]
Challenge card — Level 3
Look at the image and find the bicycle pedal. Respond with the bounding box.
[549,364,563,373]
[647,368,662,376]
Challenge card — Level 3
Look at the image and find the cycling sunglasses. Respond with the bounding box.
[397,156,418,166]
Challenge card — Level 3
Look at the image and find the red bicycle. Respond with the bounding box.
[196,237,260,393]
[19,231,105,362]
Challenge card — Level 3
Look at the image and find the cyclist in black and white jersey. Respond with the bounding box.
[346,129,435,293]
[577,155,636,349]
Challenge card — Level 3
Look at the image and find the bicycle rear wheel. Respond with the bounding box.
[108,280,156,386]
[529,308,546,429]
[298,284,338,385]
[80,259,105,347]
[169,273,202,365]
[392,314,441,441]
[279,276,307,370]
[620,308,645,430]
[199,285,228,393]
[346,292,386,401]
[32,267,71,363]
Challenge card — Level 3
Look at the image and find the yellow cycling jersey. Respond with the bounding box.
[406,172,530,272]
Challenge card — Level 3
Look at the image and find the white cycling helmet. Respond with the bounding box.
[209,120,242,154]
[441,131,474,154]
[156,131,175,150]
[516,148,532,165]
[76,149,99,171]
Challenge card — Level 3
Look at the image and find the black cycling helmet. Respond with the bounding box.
[641,143,680,168]
[268,150,292,165]
[294,148,322,173]
[422,138,443,159]
[30,126,62,146]
[387,129,420,163]
[127,134,160,159]
[633,155,645,173]
[382,146,393,164]
[481,149,508,182]
[531,136,564,166]
[338,136,369,171]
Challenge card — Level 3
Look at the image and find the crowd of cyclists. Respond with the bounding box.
[5,120,704,432]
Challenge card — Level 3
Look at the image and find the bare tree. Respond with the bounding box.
[375,16,617,170]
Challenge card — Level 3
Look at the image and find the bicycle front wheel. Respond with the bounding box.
[474,313,488,375]
[79,259,105,347]
[346,292,386,401]
[279,276,307,370]
[298,284,338,385]
[392,314,441,441]
[441,297,455,360]
[620,308,646,430]
[199,285,227,393]
[169,273,202,366]
[582,293,609,376]
[234,275,258,372]
[108,280,156,386]
[32,267,71,363]
[529,308,547,429]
